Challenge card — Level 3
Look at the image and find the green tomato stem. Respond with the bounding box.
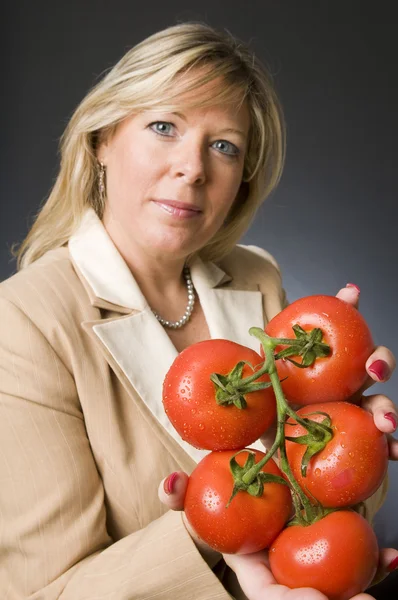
[236,332,328,388]
[240,327,316,523]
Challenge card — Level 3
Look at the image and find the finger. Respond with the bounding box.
[223,550,276,592]
[364,346,396,389]
[158,475,222,569]
[182,513,221,568]
[268,586,371,600]
[224,551,329,600]
[371,547,398,586]
[387,434,398,460]
[271,586,329,600]
[335,283,360,308]
[353,348,395,399]
[361,394,398,435]
[158,471,189,510]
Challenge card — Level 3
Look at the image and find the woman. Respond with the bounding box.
[0,22,396,599]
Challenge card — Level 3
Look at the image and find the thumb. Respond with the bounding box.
[370,547,398,586]
[158,471,221,568]
[335,283,360,308]
[158,471,189,510]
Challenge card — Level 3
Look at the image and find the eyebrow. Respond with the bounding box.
[217,127,247,140]
[169,111,248,140]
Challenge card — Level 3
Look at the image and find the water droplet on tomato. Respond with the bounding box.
[341,443,346,448]
[191,409,196,415]
[198,423,205,430]
[315,468,321,476]
[348,451,354,458]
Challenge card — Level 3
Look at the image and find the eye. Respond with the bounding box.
[212,140,240,157]
[149,121,175,136]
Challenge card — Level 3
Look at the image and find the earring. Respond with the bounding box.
[98,161,106,202]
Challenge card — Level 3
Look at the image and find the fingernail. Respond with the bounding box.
[368,359,389,381]
[163,472,179,495]
[387,556,398,571]
[384,412,397,431]
[346,283,361,294]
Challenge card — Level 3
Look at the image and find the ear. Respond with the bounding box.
[95,125,117,164]
[96,137,109,165]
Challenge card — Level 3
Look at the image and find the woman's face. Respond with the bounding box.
[98,78,251,263]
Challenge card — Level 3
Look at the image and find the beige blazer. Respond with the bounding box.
[0,209,387,599]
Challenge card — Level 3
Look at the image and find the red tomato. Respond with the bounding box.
[163,340,276,450]
[265,295,374,405]
[184,449,292,554]
[285,402,388,507]
[269,510,379,600]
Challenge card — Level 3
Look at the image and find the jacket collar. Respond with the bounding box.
[69,208,265,464]
[69,208,231,313]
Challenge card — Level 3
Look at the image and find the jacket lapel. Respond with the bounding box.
[69,209,265,464]
[192,271,264,351]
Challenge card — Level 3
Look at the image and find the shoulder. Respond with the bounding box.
[0,247,91,339]
[217,244,287,320]
[1,246,78,305]
[218,244,282,283]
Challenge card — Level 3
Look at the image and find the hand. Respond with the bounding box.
[336,284,398,586]
[336,283,398,460]
[261,284,398,460]
[158,472,385,599]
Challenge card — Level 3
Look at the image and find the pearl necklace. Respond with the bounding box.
[152,266,195,329]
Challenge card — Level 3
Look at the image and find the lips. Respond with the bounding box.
[153,200,202,212]
[152,199,202,219]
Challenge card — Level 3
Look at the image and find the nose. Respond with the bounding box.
[171,138,207,186]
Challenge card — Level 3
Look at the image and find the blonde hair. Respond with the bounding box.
[14,22,285,269]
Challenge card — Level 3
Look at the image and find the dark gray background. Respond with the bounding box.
[3,1,397,596]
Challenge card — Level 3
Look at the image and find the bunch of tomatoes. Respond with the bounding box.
[162,295,389,600]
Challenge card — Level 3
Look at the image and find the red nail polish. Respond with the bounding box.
[163,472,179,495]
[387,556,398,571]
[384,412,397,430]
[368,359,389,381]
[346,283,361,294]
